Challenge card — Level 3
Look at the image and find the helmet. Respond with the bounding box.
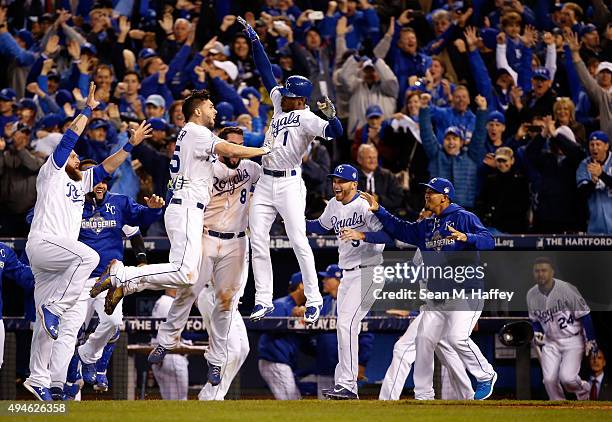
[498,320,534,347]
[280,75,313,99]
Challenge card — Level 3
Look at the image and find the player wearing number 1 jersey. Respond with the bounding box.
[238,16,344,324]
[91,90,270,341]
[527,257,597,400]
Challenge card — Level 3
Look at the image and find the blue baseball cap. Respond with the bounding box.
[17,98,37,110]
[55,89,74,107]
[88,118,109,130]
[216,101,235,122]
[289,272,303,289]
[580,23,597,37]
[328,164,358,182]
[365,104,383,119]
[0,88,16,101]
[240,87,261,102]
[444,126,464,140]
[487,111,506,125]
[318,264,343,279]
[81,42,97,56]
[39,113,62,129]
[532,67,551,81]
[149,118,168,131]
[421,177,455,200]
[16,30,34,49]
[589,131,609,144]
[138,48,158,60]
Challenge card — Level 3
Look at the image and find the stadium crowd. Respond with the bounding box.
[0,0,611,237]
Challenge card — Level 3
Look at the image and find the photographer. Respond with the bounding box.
[0,125,44,236]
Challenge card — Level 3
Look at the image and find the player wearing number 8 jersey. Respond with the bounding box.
[238,16,344,324]
[91,90,270,341]
[527,257,597,400]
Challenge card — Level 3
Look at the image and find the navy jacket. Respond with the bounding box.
[0,242,34,319]
[258,295,305,367]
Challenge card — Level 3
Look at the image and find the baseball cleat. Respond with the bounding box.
[94,372,109,392]
[207,363,222,386]
[90,259,117,298]
[50,386,65,401]
[39,305,60,340]
[322,384,359,400]
[104,285,124,315]
[304,305,322,324]
[148,345,168,364]
[63,380,83,400]
[79,357,97,385]
[23,380,53,401]
[249,304,274,321]
[474,372,497,400]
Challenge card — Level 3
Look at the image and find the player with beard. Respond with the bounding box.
[91,91,270,368]
[23,82,153,400]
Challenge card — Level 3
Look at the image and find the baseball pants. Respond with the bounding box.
[249,172,323,309]
[335,267,382,395]
[259,359,301,400]
[197,284,249,400]
[156,233,247,353]
[379,313,474,400]
[25,237,99,388]
[117,203,205,295]
[152,354,189,400]
[413,299,495,400]
[540,336,589,400]
[49,278,123,388]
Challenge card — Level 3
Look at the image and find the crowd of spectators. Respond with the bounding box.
[0,0,611,237]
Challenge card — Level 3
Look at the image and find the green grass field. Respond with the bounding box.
[2,400,611,422]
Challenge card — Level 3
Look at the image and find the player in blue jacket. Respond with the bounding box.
[258,273,310,400]
[0,242,34,368]
[48,160,164,400]
[360,177,497,401]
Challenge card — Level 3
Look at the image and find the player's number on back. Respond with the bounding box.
[558,315,574,330]
[240,189,247,204]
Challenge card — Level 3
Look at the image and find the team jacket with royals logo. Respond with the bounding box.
[79,193,163,278]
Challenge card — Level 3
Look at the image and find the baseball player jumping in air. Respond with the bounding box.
[23,82,152,401]
[90,90,270,363]
[527,257,597,400]
[379,211,475,401]
[237,16,344,324]
[48,160,164,400]
[361,177,497,401]
[306,164,389,399]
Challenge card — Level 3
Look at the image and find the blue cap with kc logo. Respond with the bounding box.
[328,164,358,182]
[421,177,455,200]
[318,264,343,279]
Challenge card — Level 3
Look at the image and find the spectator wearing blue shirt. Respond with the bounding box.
[320,0,380,50]
[74,118,118,163]
[430,85,476,143]
[420,92,488,210]
[577,131,612,234]
[258,272,308,400]
[116,71,146,121]
[0,88,18,137]
[315,264,373,399]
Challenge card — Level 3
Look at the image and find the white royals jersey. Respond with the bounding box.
[262,86,329,170]
[204,159,261,233]
[169,122,227,204]
[527,278,590,341]
[317,193,385,269]
[28,155,94,241]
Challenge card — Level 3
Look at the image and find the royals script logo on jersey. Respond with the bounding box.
[270,112,301,138]
[330,212,365,234]
[65,182,85,205]
[213,167,252,195]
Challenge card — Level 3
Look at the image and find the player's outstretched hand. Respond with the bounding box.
[446,226,467,242]
[317,96,337,120]
[129,120,153,146]
[339,228,365,242]
[86,81,100,110]
[145,194,165,209]
[360,192,379,212]
[237,16,258,41]
[585,339,598,357]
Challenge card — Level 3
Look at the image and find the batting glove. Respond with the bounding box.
[585,339,598,357]
[237,16,259,41]
[317,96,336,120]
[534,331,545,346]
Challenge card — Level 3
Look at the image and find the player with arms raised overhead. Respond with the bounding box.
[237,16,344,324]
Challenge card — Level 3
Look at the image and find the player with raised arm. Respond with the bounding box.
[527,257,596,400]
[237,16,344,324]
[306,164,388,399]
[23,82,152,401]
[90,90,269,366]
[360,178,497,401]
